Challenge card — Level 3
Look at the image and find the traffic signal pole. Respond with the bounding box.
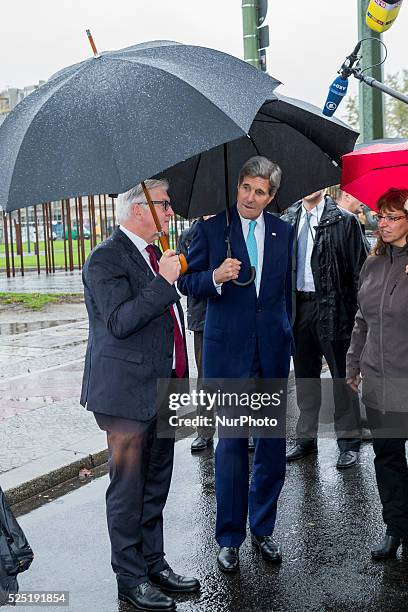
[242,0,269,71]
[358,0,385,140]
[242,1,260,68]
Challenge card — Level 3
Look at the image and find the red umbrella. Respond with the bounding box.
[341,140,408,210]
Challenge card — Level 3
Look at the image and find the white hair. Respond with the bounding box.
[116,178,169,224]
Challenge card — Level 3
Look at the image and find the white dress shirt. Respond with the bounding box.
[119,225,182,368]
[213,211,265,296]
[296,199,325,292]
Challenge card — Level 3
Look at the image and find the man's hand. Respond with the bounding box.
[214,258,242,284]
[346,374,361,393]
[159,250,181,284]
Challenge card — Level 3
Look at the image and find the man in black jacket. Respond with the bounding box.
[81,179,199,611]
[282,190,366,468]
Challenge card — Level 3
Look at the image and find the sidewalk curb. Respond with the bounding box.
[6,448,108,507]
[5,427,197,508]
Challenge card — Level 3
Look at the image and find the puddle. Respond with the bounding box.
[0,320,78,336]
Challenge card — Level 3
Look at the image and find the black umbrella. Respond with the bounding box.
[0,39,280,213]
[161,92,359,216]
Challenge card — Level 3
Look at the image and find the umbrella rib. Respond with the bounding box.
[248,134,261,156]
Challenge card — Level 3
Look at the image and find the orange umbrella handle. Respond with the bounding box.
[141,182,188,275]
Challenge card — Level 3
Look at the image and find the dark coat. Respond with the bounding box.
[282,196,367,340]
[178,206,294,379]
[80,228,185,421]
[178,221,207,332]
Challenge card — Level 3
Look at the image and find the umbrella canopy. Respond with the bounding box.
[341,140,408,210]
[160,93,359,216]
[0,40,280,212]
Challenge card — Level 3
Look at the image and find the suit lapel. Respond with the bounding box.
[229,207,250,266]
[114,228,154,279]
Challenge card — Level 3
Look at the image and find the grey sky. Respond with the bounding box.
[1,0,407,116]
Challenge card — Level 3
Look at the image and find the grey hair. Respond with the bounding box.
[238,156,282,195]
[116,178,169,224]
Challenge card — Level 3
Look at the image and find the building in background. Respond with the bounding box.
[0,82,45,126]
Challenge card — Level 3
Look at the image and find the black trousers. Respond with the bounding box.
[94,412,174,588]
[194,330,216,438]
[293,295,361,451]
[367,407,408,538]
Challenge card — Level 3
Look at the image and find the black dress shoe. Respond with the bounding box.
[286,444,317,462]
[336,450,358,469]
[191,436,213,452]
[252,535,282,562]
[217,547,239,573]
[150,568,200,594]
[118,581,175,611]
[371,535,402,560]
[248,436,255,452]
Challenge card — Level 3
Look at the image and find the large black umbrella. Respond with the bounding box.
[161,92,359,216]
[0,40,280,212]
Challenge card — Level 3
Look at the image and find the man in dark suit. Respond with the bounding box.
[178,156,294,574]
[80,179,199,611]
[283,190,366,469]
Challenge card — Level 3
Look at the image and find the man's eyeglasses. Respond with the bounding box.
[377,214,407,223]
[137,200,172,211]
[150,200,172,211]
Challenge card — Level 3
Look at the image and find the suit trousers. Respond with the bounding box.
[94,412,174,588]
[366,407,408,538]
[214,348,286,547]
[293,295,361,451]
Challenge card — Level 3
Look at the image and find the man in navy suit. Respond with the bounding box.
[81,179,199,611]
[178,156,294,573]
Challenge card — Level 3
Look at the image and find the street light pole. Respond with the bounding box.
[358,0,385,140]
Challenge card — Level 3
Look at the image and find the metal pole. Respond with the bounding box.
[26,208,31,254]
[358,0,385,141]
[242,0,259,68]
[354,72,408,105]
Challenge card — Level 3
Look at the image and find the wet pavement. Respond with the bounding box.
[0,297,198,496]
[0,270,84,294]
[14,437,408,612]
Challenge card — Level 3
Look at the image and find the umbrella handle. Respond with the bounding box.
[226,238,256,287]
[141,182,188,275]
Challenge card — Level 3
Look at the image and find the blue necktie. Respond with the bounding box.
[246,220,258,273]
[296,212,311,290]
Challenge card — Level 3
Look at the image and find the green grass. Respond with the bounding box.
[0,292,83,310]
[0,240,93,270]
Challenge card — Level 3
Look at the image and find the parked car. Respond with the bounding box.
[65,225,91,240]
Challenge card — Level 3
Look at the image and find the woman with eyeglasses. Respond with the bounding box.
[346,188,408,560]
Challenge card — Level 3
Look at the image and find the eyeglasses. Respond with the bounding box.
[136,200,172,211]
[377,214,407,223]
[150,200,172,211]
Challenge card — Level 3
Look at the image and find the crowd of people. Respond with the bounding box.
[80,156,408,611]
